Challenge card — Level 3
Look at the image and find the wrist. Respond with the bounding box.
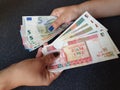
[76,1,92,16]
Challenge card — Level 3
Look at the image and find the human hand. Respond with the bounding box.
[49,5,80,31]
[0,50,60,90]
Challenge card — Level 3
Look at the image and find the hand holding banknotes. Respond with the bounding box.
[1,0,120,89]
[0,50,60,90]
[50,0,120,31]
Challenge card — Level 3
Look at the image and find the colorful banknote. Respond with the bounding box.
[20,11,119,72]
[41,11,119,72]
[42,30,119,72]
[20,16,71,51]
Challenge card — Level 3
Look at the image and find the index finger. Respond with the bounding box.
[49,16,65,31]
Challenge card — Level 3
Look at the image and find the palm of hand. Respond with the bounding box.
[6,52,60,88]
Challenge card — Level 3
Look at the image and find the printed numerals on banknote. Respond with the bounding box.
[20,11,119,72]
[41,11,119,72]
[20,16,71,51]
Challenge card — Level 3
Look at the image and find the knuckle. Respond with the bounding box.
[52,8,59,13]
[54,20,61,27]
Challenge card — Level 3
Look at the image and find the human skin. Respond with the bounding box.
[50,0,120,31]
[0,50,60,90]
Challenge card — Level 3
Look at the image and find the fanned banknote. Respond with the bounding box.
[20,11,119,72]
[42,31,119,72]
[20,16,71,51]
[41,11,119,72]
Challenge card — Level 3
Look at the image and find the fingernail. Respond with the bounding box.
[49,26,54,32]
[53,52,60,57]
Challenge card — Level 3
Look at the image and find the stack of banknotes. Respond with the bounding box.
[20,16,71,51]
[20,11,119,72]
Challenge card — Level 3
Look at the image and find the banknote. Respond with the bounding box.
[20,16,71,51]
[42,30,118,72]
[42,39,92,72]
[20,11,119,72]
[53,11,108,44]
[52,11,119,55]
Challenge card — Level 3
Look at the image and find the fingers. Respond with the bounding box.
[41,52,60,66]
[36,47,43,58]
[36,43,48,58]
[38,52,60,79]
[49,71,62,81]
[50,16,66,31]
[36,51,61,86]
[43,42,48,46]
[49,14,72,31]
[49,8,67,31]
[50,8,62,17]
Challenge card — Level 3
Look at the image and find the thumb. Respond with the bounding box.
[49,16,65,32]
[36,47,43,58]
[41,52,60,66]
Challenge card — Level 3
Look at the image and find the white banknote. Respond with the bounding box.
[42,30,119,72]
[20,11,119,72]
[41,11,119,72]
[20,16,71,51]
